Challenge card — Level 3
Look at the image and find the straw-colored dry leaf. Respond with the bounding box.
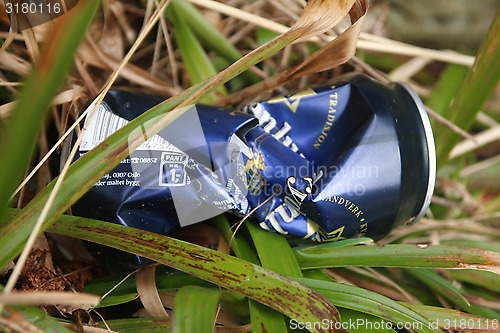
[108,0,137,44]
[215,324,252,333]
[178,0,360,108]
[0,50,31,76]
[90,16,125,60]
[60,322,121,333]
[0,291,99,308]
[216,0,367,106]
[0,87,86,118]
[136,265,170,318]
[78,40,179,96]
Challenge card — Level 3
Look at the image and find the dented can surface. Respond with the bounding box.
[244,74,436,241]
[70,74,435,260]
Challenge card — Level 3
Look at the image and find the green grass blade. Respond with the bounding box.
[46,214,341,332]
[212,215,260,265]
[404,303,499,332]
[301,270,398,333]
[295,277,439,333]
[2,305,73,333]
[213,218,286,331]
[459,287,500,320]
[295,243,500,272]
[434,7,500,166]
[172,286,220,333]
[246,222,302,278]
[0,0,99,221]
[213,217,285,331]
[246,222,303,332]
[405,268,470,310]
[170,4,226,103]
[249,301,288,333]
[169,0,260,84]
[441,238,500,253]
[94,318,171,332]
[293,238,374,251]
[337,307,397,333]
[447,269,500,294]
[426,64,468,121]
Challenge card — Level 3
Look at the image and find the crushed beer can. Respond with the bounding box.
[70,74,435,257]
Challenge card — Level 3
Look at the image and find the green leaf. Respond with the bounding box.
[169,0,260,84]
[170,4,226,103]
[94,318,171,332]
[0,0,99,222]
[434,8,500,166]
[404,303,500,332]
[447,269,500,294]
[426,64,468,120]
[295,277,439,333]
[172,286,221,333]
[213,218,286,331]
[246,222,303,332]
[295,243,500,273]
[212,215,260,265]
[46,214,341,332]
[2,305,73,333]
[256,28,281,46]
[249,301,288,333]
[246,222,302,278]
[293,237,374,251]
[441,238,500,254]
[337,307,397,333]
[405,268,470,310]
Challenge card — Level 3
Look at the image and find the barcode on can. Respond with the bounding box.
[79,103,180,152]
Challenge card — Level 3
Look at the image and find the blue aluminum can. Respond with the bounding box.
[69,74,435,264]
[243,74,435,241]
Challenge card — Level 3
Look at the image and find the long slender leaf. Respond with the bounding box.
[172,286,220,333]
[435,7,500,166]
[1,305,72,333]
[405,268,470,310]
[447,269,500,294]
[213,217,284,332]
[246,222,302,278]
[0,0,99,221]
[170,4,226,102]
[337,308,397,333]
[249,301,288,333]
[295,243,500,274]
[168,0,260,83]
[46,214,341,333]
[94,318,172,332]
[212,215,260,265]
[426,64,468,124]
[246,221,303,332]
[294,277,439,333]
[404,303,500,332]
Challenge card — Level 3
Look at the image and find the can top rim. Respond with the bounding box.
[398,82,436,223]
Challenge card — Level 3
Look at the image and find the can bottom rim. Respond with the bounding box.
[398,82,436,223]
